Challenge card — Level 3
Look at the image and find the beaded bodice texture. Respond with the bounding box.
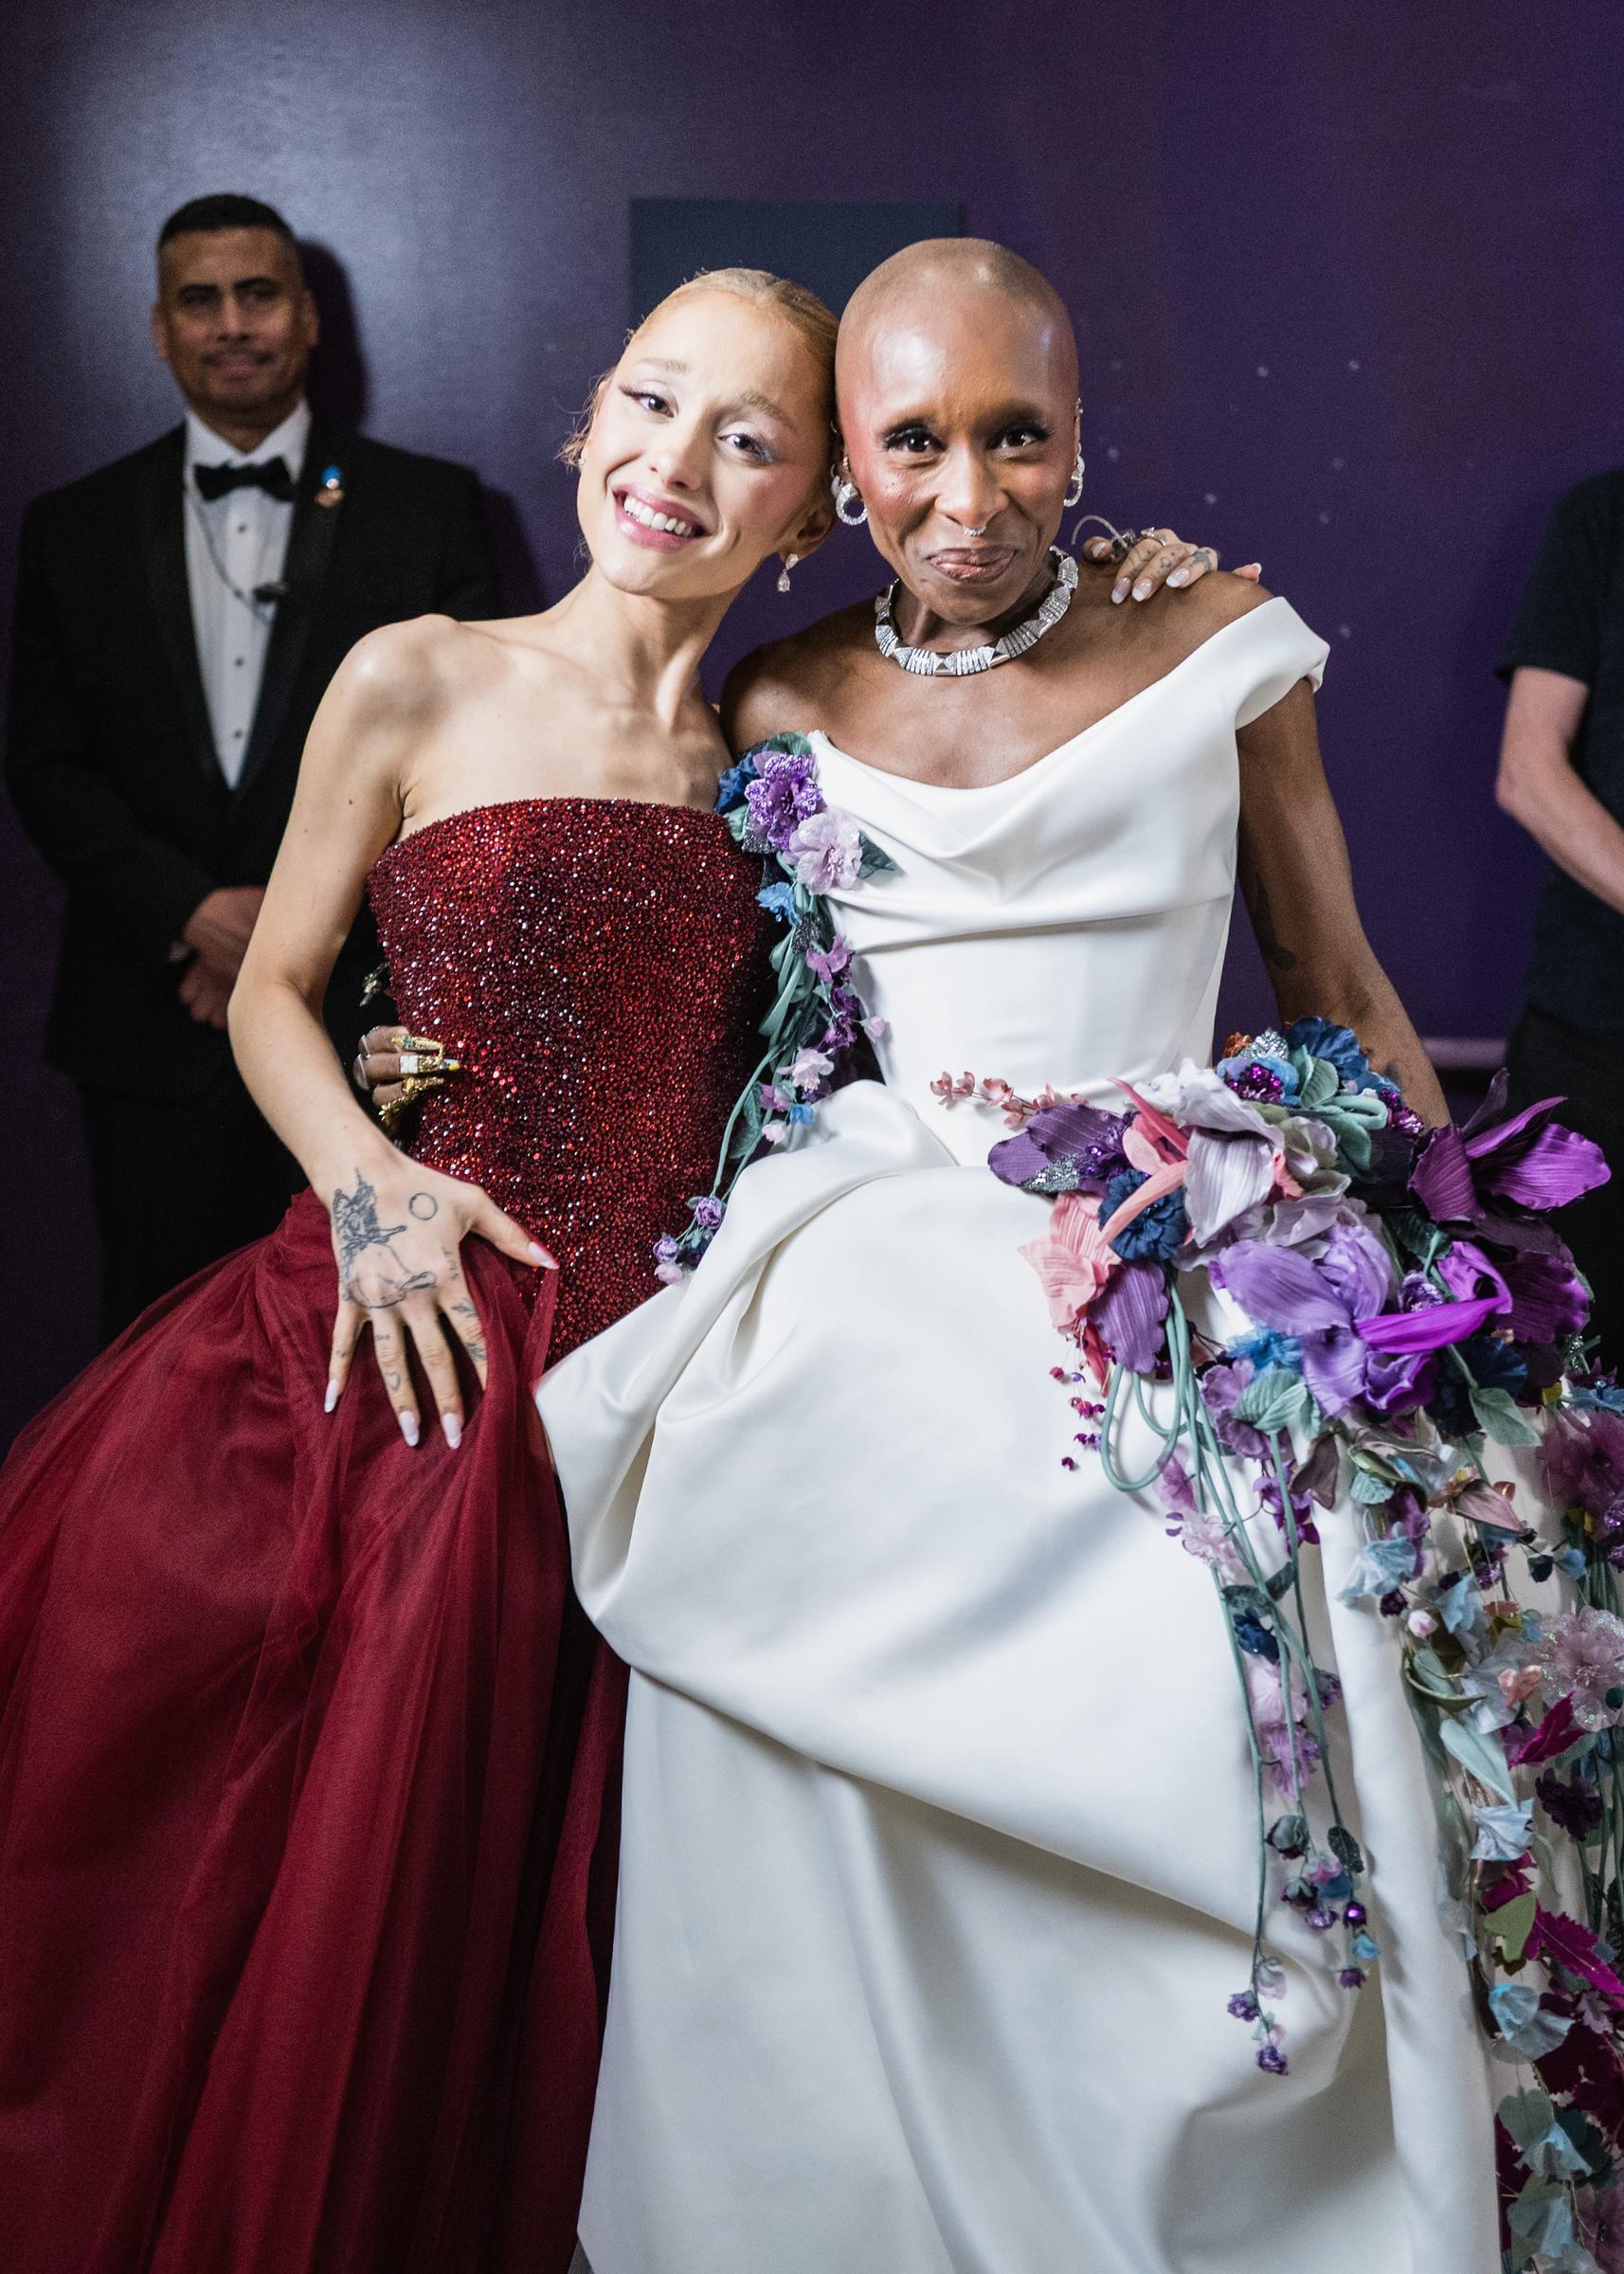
[368,797,774,1356]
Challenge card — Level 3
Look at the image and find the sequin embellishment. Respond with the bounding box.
[368,799,776,1360]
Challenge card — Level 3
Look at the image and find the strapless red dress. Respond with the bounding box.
[0,800,773,2274]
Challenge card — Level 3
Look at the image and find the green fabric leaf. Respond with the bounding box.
[1233,1368,1310,1434]
[1441,1713,1515,1802]
[1327,1824,1365,1874]
[1470,1387,1541,1448]
[1296,1054,1341,1112]
[1350,1466,1396,1505]
[1493,1891,1537,1965]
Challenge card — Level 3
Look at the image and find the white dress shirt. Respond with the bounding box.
[182,400,311,787]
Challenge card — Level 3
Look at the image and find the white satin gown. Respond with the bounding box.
[539,598,1499,2274]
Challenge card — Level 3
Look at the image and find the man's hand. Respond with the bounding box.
[178,958,234,1029]
[182,885,265,981]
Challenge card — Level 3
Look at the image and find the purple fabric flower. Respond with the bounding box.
[1537,1769,1605,1839]
[1092,1259,1169,1371]
[1412,1085,1609,1221]
[1214,1221,1507,1417]
[1544,1403,1624,1523]
[743,746,822,850]
[788,808,862,893]
[688,1196,725,1231]
[1199,1360,1270,1459]
[988,1099,1129,1193]
[805,935,853,982]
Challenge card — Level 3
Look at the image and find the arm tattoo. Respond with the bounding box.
[332,1167,435,1309]
[1245,878,1299,973]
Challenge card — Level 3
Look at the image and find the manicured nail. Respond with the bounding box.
[399,1410,420,1447]
[1242,561,1263,575]
[324,1380,339,1414]
[1132,579,1152,601]
[1110,580,1128,604]
[1167,567,1190,587]
[442,1412,461,1451]
[528,1241,557,1269]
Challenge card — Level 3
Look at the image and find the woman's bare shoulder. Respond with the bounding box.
[720,602,872,749]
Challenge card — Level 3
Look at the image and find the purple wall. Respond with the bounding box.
[4,0,1622,1431]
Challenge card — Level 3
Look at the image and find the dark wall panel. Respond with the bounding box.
[3,0,1622,1431]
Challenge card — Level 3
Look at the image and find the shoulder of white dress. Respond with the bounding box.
[1226,594,1331,723]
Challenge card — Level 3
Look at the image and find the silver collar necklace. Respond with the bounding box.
[873,546,1078,677]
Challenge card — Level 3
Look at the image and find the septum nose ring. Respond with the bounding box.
[962,523,989,537]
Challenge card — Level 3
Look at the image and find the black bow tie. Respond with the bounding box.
[194,457,296,504]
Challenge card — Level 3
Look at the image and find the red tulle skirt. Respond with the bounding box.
[0,1191,621,2273]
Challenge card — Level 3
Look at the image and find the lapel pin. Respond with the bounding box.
[315,462,344,509]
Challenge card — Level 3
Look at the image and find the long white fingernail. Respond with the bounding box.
[324,1381,339,1414]
[1132,579,1152,602]
[528,1241,557,1268]
[399,1410,420,1447]
[442,1412,461,1451]
[1167,568,1189,587]
[1110,582,1128,604]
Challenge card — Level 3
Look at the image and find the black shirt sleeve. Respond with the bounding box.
[1496,477,1620,688]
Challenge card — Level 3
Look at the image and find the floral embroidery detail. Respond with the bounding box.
[978,1023,1624,2260]
[655,735,896,1280]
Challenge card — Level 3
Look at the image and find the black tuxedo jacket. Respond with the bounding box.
[7,422,503,1099]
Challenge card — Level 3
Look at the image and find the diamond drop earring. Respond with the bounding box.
[1065,451,1086,510]
[777,551,799,595]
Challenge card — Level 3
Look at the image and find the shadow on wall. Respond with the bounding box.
[303,237,542,616]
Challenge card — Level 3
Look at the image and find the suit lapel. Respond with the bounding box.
[135,429,222,789]
[236,426,349,800]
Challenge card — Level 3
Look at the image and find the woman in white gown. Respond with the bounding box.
[541,244,1591,2273]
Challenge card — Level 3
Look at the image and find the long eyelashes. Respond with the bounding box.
[617,388,771,462]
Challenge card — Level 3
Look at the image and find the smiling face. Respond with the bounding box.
[576,288,836,605]
[837,262,1079,626]
[152,226,317,442]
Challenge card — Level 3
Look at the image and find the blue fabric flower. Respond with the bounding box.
[757,882,797,925]
[1231,1327,1305,1375]
[1103,1169,1188,1264]
[1284,1017,1371,1089]
[714,755,758,813]
[1429,1332,1528,1435]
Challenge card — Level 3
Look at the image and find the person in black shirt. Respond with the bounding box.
[1496,470,1624,1363]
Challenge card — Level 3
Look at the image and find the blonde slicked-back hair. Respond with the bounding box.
[561,265,839,468]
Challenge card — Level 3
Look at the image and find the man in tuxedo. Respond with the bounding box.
[7,193,502,1337]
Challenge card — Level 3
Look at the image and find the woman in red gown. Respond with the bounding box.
[0,267,840,2274]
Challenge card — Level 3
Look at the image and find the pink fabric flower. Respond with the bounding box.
[1019,1192,1118,1335]
[1535,1607,1624,1730]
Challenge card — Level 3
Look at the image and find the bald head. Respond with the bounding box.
[839,238,1078,399]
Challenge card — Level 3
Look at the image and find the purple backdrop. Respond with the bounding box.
[4,0,1622,1434]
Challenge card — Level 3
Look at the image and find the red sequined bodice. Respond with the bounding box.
[368,798,775,1357]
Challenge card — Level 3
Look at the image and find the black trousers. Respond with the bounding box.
[1506,1006,1624,1373]
[80,1071,304,1343]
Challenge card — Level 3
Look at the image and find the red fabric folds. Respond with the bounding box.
[0,1193,616,2273]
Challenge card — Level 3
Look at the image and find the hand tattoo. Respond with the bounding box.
[332,1168,435,1309]
[408,1191,440,1220]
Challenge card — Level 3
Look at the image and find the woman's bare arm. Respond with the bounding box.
[1236,680,1448,1126]
[229,620,549,1445]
